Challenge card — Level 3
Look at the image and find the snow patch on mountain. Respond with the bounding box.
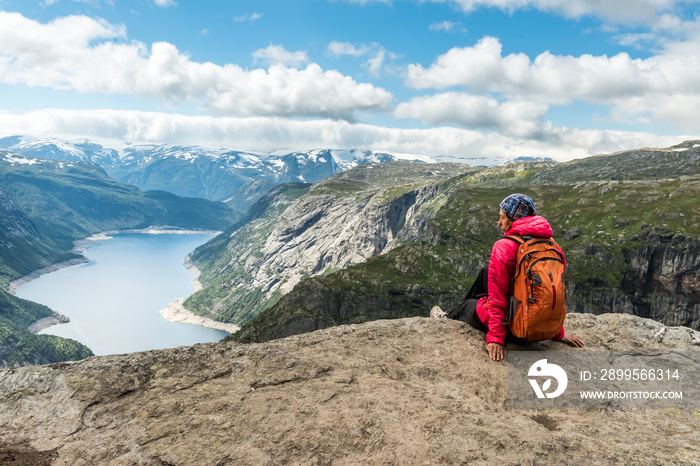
[0,135,525,203]
[3,153,39,165]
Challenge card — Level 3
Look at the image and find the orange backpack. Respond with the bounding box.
[503,235,566,341]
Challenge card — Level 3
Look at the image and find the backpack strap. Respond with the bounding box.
[503,235,524,312]
[504,234,525,244]
[506,234,550,245]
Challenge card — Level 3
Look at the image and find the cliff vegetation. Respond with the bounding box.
[0,152,241,367]
[178,142,700,343]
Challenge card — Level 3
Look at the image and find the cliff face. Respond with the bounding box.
[0,314,698,465]
[226,145,700,343]
[568,232,700,329]
[185,162,478,324]
[233,233,700,344]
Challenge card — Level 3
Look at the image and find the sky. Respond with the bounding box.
[0,0,699,161]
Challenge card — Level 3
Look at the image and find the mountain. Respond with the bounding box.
[0,152,240,244]
[0,186,93,367]
[0,151,241,367]
[173,141,700,343]
[0,314,698,464]
[497,155,556,165]
[0,135,121,167]
[0,136,439,204]
[183,162,482,325]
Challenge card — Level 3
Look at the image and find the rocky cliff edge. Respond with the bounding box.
[1,313,699,465]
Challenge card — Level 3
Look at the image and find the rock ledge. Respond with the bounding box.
[0,313,699,465]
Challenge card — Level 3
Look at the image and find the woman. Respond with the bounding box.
[432,193,584,361]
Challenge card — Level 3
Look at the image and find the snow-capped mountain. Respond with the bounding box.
[0,136,444,204]
[496,155,556,166]
[0,135,122,167]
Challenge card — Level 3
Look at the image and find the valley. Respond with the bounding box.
[0,136,698,366]
[188,141,700,343]
[0,151,240,366]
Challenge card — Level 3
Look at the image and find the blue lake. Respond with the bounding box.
[16,233,228,356]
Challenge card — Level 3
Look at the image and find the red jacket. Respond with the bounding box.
[476,215,566,345]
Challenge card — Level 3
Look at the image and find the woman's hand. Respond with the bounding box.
[486,342,504,361]
[559,332,584,347]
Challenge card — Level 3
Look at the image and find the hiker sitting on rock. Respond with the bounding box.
[431,193,584,361]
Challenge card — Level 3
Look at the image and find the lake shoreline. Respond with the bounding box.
[159,298,240,334]
[27,311,71,334]
[8,257,90,297]
[12,228,224,335]
[159,257,241,334]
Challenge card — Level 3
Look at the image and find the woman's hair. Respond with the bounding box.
[500,193,536,220]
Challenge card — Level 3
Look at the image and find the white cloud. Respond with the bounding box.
[429,21,465,33]
[395,93,549,137]
[206,63,393,119]
[0,12,392,120]
[405,34,700,131]
[326,41,397,77]
[153,0,176,6]
[0,11,126,53]
[252,44,310,67]
[0,108,687,163]
[366,49,385,77]
[613,32,658,49]
[233,12,263,22]
[327,41,372,57]
[434,0,693,25]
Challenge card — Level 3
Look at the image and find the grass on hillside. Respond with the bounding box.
[232,172,700,341]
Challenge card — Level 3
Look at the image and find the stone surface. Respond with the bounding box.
[188,162,478,324]
[1,313,699,465]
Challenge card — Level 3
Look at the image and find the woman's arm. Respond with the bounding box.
[485,238,517,347]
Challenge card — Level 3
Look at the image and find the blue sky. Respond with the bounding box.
[0,0,698,161]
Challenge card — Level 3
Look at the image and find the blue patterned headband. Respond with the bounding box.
[500,193,536,220]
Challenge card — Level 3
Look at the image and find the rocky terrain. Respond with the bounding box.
[2,138,698,370]
[185,162,480,324]
[0,313,699,465]
[178,141,700,342]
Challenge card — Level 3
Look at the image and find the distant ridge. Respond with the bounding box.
[0,135,525,205]
[0,136,443,203]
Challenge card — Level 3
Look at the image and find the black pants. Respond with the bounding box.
[446,268,488,333]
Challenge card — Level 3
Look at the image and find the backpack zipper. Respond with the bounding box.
[516,247,564,276]
[524,257,564,275]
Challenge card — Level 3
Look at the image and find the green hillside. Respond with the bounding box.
[184,163,481,325]
[0,152,242,366]
[0,154,242,244]
[224,143,700,343]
